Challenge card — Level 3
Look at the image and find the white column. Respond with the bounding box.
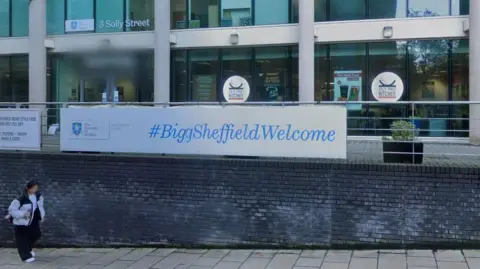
[28,0,47,104]
[470,0,480,144]
[154,0,171,104]
[298,0,315,102]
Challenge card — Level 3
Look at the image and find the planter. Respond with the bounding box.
[411,119,421,130]
[383,141,424,164]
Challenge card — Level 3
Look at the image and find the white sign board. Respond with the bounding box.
[371,72,404,102]
[60,106,347,159]
[223,76,250,103]
[0,109,41,151]
[65,19,95,32]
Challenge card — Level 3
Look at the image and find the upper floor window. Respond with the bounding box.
[0,0,29,37]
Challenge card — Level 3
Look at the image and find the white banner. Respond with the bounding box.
[0,109,41,151]
[60,106,347,159]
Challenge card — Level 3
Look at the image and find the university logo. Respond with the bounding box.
[378,80,397,99]
[71,21,78,29]
[72,122,82,136]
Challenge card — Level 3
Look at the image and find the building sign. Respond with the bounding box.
[60,106,347,159]
[333,71,362,110]
[0,110,41,151]
[371,72,404,102]
[98,19,151,29]
[222,76,250,103]
[65,19,95,33]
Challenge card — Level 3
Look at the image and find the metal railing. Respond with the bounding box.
[0,101,479,165]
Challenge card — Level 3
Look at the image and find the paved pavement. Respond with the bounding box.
[1,248,480,269]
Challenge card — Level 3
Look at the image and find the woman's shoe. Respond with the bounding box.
[24,258,35,263]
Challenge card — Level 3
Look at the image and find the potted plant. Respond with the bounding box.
[383,120,424,164]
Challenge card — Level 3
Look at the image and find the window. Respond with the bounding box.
[47,0,65,35]
[11,0,28,37]
[314,45,328,101]
[66,0,94,20]
[220,0,252,27]
[221,48,253,101]
[96,0,124,33]
[369,0,407,19]
[0,0,9,37]
[255,0,289,25]
[171,51,188,101]
[190,50,219,101]
[171,0,187,29]
[10,56,29,103]
[125,0,154,31]
[254,47,289,101]
[452,0,469,15]
[451,40,469,137]
[408,0,450,17]
[330,0,365,21]
[189,0,219,28]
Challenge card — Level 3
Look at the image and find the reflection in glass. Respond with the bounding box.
[11,0,29,37]
[66,0,94,20]
[220,0,252,27]
[10,56,29,103]
[330,0,365,21]
[221,48,253,101]
[314,45,328,101]
[126,0,154,31]
[189,0,219,28]
[451,0,470,15]
[0,0,9,37]
[190,50,219,101]
[171,0,187,29]
[96,0,124,33]
[0,57,10,102]
[255,0,289,25]
[369,0,407,19]
[171,51,188,101]
[47,0,65,35]
[254,47,289,101]
[408,0,449,17]
[451,40,469,137]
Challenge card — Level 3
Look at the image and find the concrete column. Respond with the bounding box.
[470,0,480,144]
[298,0,315,102]
[28,0,47,105]
[154,0,171,104]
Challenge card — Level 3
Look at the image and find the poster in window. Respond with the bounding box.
[193,75,216,101]
[333,70,362,110]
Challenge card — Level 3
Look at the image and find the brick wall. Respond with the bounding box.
[0,152,479,248]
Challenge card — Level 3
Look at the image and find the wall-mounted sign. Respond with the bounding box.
[333,71,362,110]
[98,19,151,29]
[371,72,404,102]
[65,19,95,33]
[223,76,250,103]
[60,106,347,159]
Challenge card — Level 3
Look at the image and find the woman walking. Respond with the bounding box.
[7,181,45,263]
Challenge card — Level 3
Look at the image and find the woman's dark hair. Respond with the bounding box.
[24,180,39,192]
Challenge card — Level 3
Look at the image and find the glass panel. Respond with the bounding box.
[330,43,366,135]
[408,0,450,17]
[47,0,65,35]
[221,48,253,101]
[291,46,298,101]
[315,0,327,21]
[53,56,80,102]
[96,0,124,33]
[171,51,188,101]
[452,0,469,15]
[451,40,469,137]
[314,45,328,101]
[0,57,10,102]
[369,0,407,19]
[291,0,299,23]
[0,0,9,37]
[368,42,408,136]
[190,49,219,101]
[171,0,187,29]
[10,56,29,103]
[126,0,154,31]
[254,47,289,101]
[66,0,94,20]
[255,0,289,25]
[189,0,219,28]
[11,0,29,37]
[220,0,252,27]
[330,0,365,21]
[136,52,154,102]
[408,39,449,137]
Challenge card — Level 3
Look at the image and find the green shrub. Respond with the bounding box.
[390,120,416,141]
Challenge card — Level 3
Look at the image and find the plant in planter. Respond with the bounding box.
[383,120,424,164]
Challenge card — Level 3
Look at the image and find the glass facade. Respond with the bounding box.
[0,0,29,37]
[0,56,29,103]
[46,0,154,35]
[171,46,298,102]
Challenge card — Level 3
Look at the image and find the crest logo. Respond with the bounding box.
[71,21,78,29]
[72,122,82,136]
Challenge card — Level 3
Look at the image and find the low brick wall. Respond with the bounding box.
[0,152,479,248]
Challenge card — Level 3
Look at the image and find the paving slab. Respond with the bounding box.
[463,249,480,258]
[119,248,156,261]
[222,250,253,263]
[352,250,377,259]
[295,257,323,267]
[437,262,469,269]
[300,250,326,258]
[348,258,377,269]
[104,260,136,269]
[407,250,435,258]
[193,257,222,267]
[91,248,135,265]
[176,249,209,254]
[153,253,187,269]
[466,257,480,268]
[239,257,270,269]
[126,255,165,269]
[319,262,349,269]
[80,265,106,269]
[186,266,212,269]
[323,251,351,263]
[250,250,278,259]
[203,250,231,259]
[265,254,299,269]
[148,248,177,257]
[212,261,242,269]
[434,250,465,262]
[407,256,437,267]
[378,254,406,269]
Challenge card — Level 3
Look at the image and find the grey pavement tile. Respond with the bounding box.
[463,250,480,258]
[174,265,189,269]
[222,250,253,263]
[119,248,156,261]
[178,254,202,265]
[187,266,212,269]
[126,255,165,269]
[295,257,322,267]
[104,260,136,269]
[437,262,469,269]
[300,250,326,258]
[407,257,437,267]
[203,250,231,259]
[323,251,352,263]
[193,257,222,267]
[379,250,406,255]
[348,258,377,269]
[434,250,465,262]
[319,262,348,269]
[176,249,209,254]
[153,253,201,269]
[378,254,406,269]
[37,256,92,269]
[265,254,299,269]
[81,265,106,269]
[293,267,318,269]
[277,250,302,255]
[466,257,480,268]
[90,249,135,265]
[239,258,270,269]
[148,249,177,257]
[352,250,377,259]
[0,265,23,269]
[250,250,278,259]
[17,261,48,269]
[212,261,242,269]
[407,250,435,258]
[82,248,115,254]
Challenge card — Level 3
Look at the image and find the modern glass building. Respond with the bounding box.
[0,0,478,140]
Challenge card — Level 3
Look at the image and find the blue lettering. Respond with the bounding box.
[193,124,203,139]
[277,129,286,140]
[161,124,172,138]
[211,129,219,140]
[261,125,280,140]
[248,124,259,140]
[292,130,300,141]
[235,129,243,140]
[327,130,336,142]
[243,124,249,140]
[309,130,327,141]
